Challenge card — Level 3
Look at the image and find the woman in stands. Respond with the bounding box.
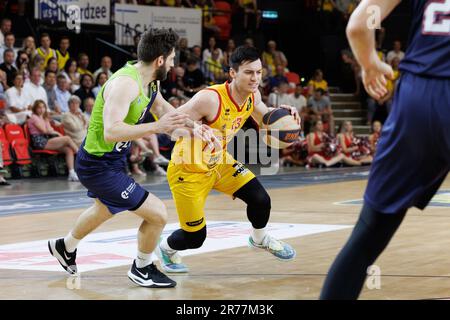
[308,69,329,95]
[307,120,345,167]
[61,59,80,93]
[368,120,382,156]
[338,120,372,165]
[92,72,108,98]
[28,100,79,181]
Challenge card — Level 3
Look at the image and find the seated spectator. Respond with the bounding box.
[0,32,18,65]
[306,120,344,168]
[36,33,57,71]
[74,74,95,105]
[43,70,60,114]
[0,49,17,89]
[179,57,206,98]
[28,100,79,181]
[307,88,335,135]
[93,56,113,81]
[222,38,236,69]
[83,97,95,121]
[61,95,88,147]
[268,64,288,92]
[337,121,371,165]
[61,58,80,93]
[204,48,227,84]
[0,18,12,47]
[15,50,30,83]
[24,68,48,106]
[308,69,329,94]
[369,120,382,155]
[386,40,405,64]
[54,74,72,115]
[77,53,93,77]
[29,54,45,75]
[289,83,308,123]
[177,37,190,67]
[5,73,31,124]
[21,36,36,59]
[45,57,59,74]
[262,40,288,76]
[268,81,292,108]
[56,36,70,71]
[202,36,223,63]
[191,45,202,63]
[92,72,108,97]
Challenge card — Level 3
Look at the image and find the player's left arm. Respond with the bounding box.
[251,89,300,127]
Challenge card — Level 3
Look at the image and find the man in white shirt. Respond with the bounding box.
[93,56,113,81]
[23,68,48,106]
[5,73,32,124]
[386,40,405,64]
[54,74,71,114]
[268,81,292,108]
[289,84,307,114]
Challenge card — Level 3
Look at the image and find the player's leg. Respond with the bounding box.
[48,199,112,274]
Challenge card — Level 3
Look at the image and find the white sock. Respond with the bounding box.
[64,232,81,253]
[136,250,154,268]
[69,169,76,175]
[251,228,267,245]
[160,237,177,255]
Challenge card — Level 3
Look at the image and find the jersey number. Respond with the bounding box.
[423,0,450,35]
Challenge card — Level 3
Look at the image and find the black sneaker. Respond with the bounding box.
[48,238,78,274]
[128,260,176,288]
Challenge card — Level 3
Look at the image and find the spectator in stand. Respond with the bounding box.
[386,40,405,64]
[176,38,190,67]
[93,56,113,81]
[54,74,72,115]
[29,54,45,75]
[0,49,17,89]
[45,57,59,74]
[202,36,223,63]
[262,40,288,76]
[56,36,71,71]
[268,64,288,92]
[307,88,335,135]
[15,50,30,83]
[308,69,329,94]
[28,99,79,181]
[369,120,382,156]
[61,95,88,147]
[0,18,12,47]
[61,58,80,93]
[0,69,7,96]
[24,68,47,106]
[43,70,60,114]
[179,57,206,98]
[222,38,236,69]
[0,33,18,65]
[74,74,95,108]
[268,81,292,108]
[191,45,202,63]
[21,36,36,59]
[340,49,358,94]
[36,33,57,71]
[92,72,108,97]
[77,53,93,77]
[289,83,308,121]
[204,48,226,84]
[83,97,95,122]
[243,37,254,48]
[5,73,32,124]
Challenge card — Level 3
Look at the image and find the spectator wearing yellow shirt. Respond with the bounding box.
[77,53,93,78]
[308,69,329,95]
[35,33,56,72]
[204,48,226,84]
[56,36,70,71]
[262,40,288,76]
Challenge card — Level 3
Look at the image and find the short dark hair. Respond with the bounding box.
[137,28,179,63]
[229,46,261,71]
[40,33,50,40]
[315,88,325,95]
[44,70,56,78]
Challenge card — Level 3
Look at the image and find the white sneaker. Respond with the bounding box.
[68,172,79,182]
[153,165,167,176]
[154,154,170,166]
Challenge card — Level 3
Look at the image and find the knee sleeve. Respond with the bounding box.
[233,178,271,229]
[168,226,207,250]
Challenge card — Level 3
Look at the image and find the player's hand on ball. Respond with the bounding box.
[362,60,394,100]
[157,111,190,135]
[279,104,301,127]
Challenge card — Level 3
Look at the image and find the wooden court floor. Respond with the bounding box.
[1,176,450,300]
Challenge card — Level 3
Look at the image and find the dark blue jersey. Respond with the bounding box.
[399,0,450,78]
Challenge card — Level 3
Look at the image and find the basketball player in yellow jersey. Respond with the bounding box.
[158,46,300,273]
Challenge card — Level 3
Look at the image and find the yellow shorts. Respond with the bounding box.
[167,153,256,232]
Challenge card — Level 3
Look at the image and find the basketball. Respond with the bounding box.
[261,108,301,149]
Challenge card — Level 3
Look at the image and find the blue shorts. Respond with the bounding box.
[75,148,148,214]
[364,72,450,214]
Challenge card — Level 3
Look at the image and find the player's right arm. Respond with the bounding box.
[102,76,188,143]
[346,0,401,99]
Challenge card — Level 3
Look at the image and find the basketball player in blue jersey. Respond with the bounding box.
[47,28,214,288]
[320,0,450,299]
